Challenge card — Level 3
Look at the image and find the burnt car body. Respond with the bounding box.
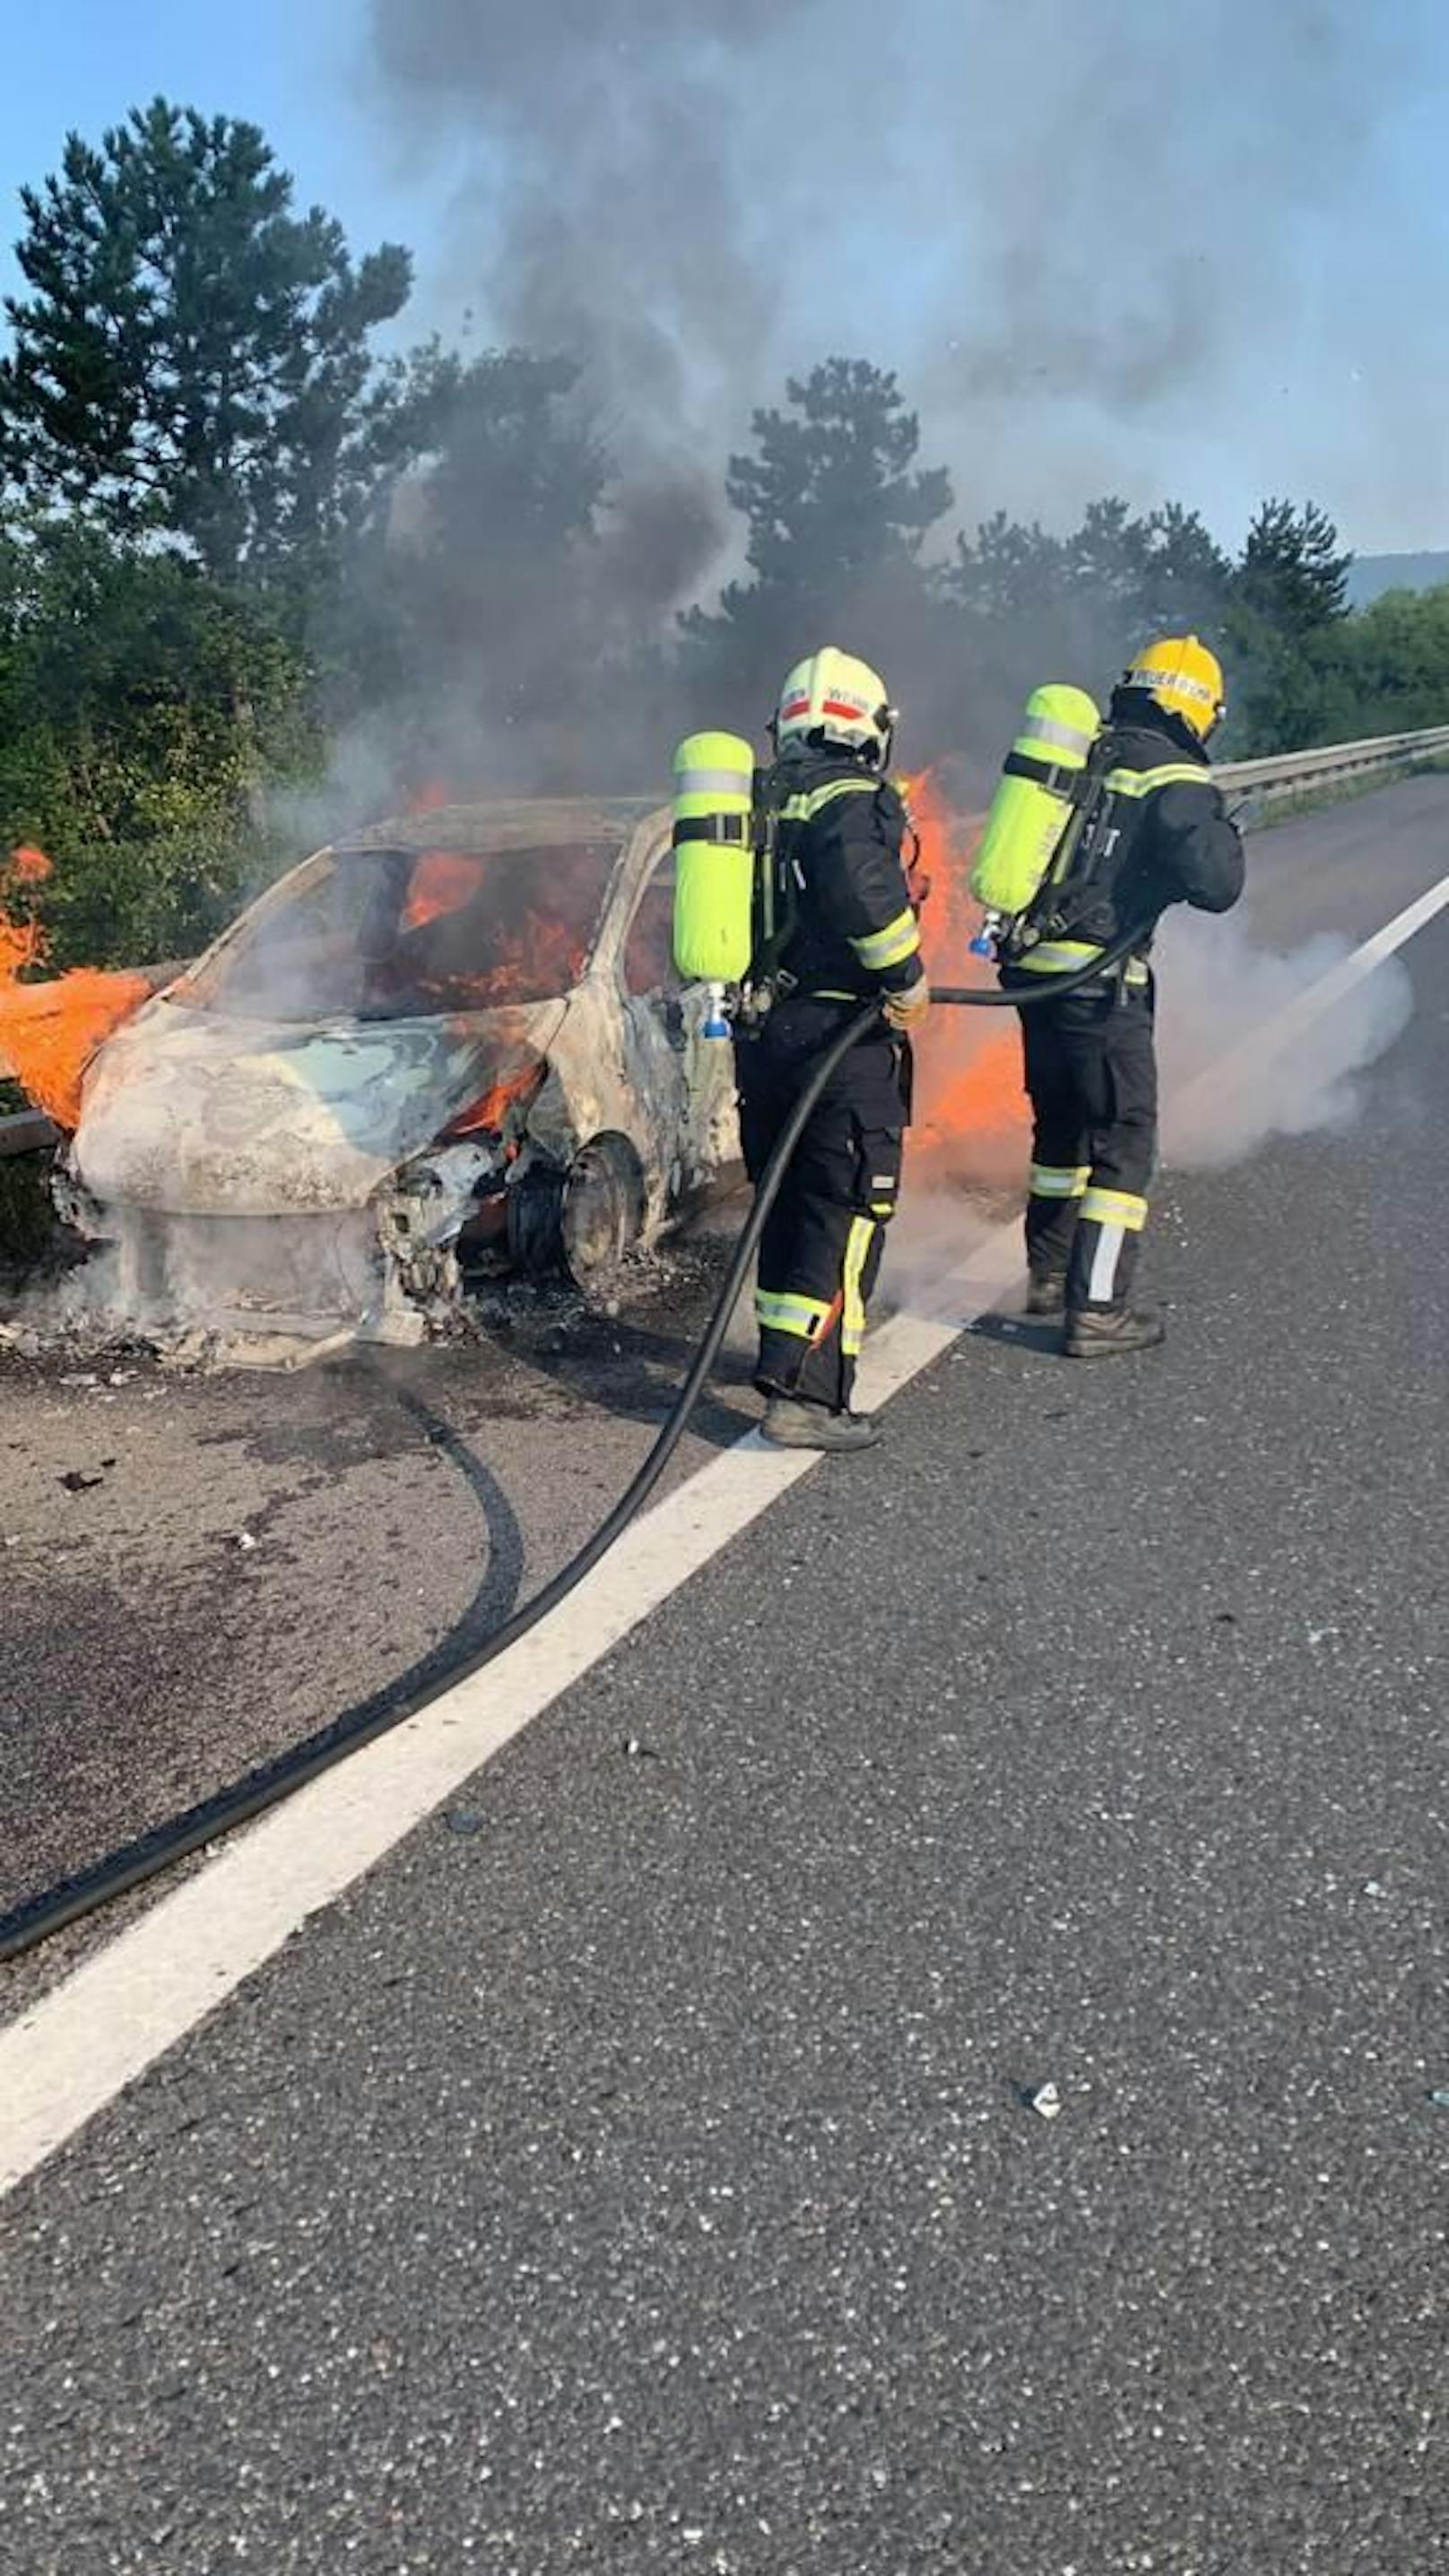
[64,801,741,1356]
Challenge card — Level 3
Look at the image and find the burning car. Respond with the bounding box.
[61,800,741,1355]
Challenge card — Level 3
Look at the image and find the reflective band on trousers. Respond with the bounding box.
[1029,1163,1090,1199]
[841,1216,876,1357]
[1080,1185,1147,1231]
[754,1288,833,1340]
[675,765,752,797]
[851,906,921,970]
[1020,710,1097,758]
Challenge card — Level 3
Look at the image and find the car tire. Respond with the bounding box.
[507,1135,646,1289]
[560,1135,646,1290]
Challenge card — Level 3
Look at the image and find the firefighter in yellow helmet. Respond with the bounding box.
[736,646,929,1451]
[1005,636,1245,1354]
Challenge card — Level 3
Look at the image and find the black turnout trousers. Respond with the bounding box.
[736,998,909,1412]
[1017,976,1158,1314]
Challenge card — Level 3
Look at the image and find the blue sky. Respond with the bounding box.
[4,0,1448,565]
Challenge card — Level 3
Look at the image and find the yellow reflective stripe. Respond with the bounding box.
[850,906,920,970]
[1080,1187,1147,1231]
[809,988,861,1002]
[1029,1164,1090,1199]
[780,778,881,824]
[1015,938,1102,971]
[803,777,879,818]
[754,1289,833,1339]
[1100,763,1211,798]
[1016,941,1149,984]
[841,1216,876,1357]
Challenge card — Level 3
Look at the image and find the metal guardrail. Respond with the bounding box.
[2,724,1447,1165]
[1217,722,1449,800]
[0,1108,60,1160]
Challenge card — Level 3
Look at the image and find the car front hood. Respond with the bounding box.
[73,997,565,1216]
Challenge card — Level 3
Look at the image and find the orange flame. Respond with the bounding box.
[443,1054,544,1141]
[904,770,1028,1174]
[0,854,153,1129]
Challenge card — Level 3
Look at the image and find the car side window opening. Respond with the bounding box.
[181,841,622,1021]
[622,851,684,999]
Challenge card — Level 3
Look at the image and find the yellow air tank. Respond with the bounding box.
[969,685,1102,918]
[671,731,758,987]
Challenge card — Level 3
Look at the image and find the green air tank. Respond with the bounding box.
[671,731,757,984]
[969,685,1102,917]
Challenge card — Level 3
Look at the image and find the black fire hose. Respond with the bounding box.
[0,932,1148,1964]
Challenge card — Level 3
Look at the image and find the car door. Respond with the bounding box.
[617,839,741,1197]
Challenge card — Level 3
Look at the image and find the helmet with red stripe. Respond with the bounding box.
[773,647,897,768]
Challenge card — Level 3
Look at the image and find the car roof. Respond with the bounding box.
[338,798,663,857]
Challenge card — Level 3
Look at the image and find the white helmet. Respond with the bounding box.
[773,646,897,768]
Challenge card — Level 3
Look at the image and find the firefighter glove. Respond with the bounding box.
[881,972,930,1032]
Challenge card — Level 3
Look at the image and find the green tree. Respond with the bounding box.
[943,497,1232,762]
[1341,584,1449,733]
[725,359,952,593]
[1223,499,1354,750]
[681,360,955,741]
[1235,499,1351,635]
[0,515,317,965]
[0,100,421,585]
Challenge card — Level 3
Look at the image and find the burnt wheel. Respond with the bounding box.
[560,1136,646,1289]
[507,1136,646,1288]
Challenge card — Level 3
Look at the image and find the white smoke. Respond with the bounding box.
[1156,902,1414,1167]
[893,825,1417,1262]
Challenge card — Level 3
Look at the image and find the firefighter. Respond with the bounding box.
[1005,636,1245,1355]
[736,647,929,1452]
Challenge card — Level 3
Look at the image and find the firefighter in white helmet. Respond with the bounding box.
[737,646,929,1452]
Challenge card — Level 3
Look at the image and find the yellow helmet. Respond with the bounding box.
[774,646,897,766]
[1122,635,1226,742]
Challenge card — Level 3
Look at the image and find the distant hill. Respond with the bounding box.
[1346,551,1449,608]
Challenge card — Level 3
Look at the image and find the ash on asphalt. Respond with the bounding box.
[0,1206,766,1968]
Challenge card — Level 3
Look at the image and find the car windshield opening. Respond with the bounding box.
[178,841,622,1021]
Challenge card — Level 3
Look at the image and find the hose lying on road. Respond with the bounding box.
[0,933,1147,1964]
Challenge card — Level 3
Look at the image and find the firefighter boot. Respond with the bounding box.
[1063,1304,1167,1359]
[1025,1271,1067,1317]
[760,1397,882,1453]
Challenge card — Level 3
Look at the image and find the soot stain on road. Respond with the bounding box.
[0,1221,758,1940]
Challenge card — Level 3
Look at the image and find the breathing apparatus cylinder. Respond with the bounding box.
[672,734,757,1034]
[969,685,1102,923]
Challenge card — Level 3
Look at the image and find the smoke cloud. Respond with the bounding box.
[366,0,1448,552]
[1156,904,1414,1168]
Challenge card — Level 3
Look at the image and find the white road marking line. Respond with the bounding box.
[2,869,1444,2200]
[0,1228,1019,2199]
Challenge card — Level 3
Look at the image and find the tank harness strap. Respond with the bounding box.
[672,813,750,846]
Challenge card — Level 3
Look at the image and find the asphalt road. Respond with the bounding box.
[1,776,1446,2571]
[1,773,1442,1946]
